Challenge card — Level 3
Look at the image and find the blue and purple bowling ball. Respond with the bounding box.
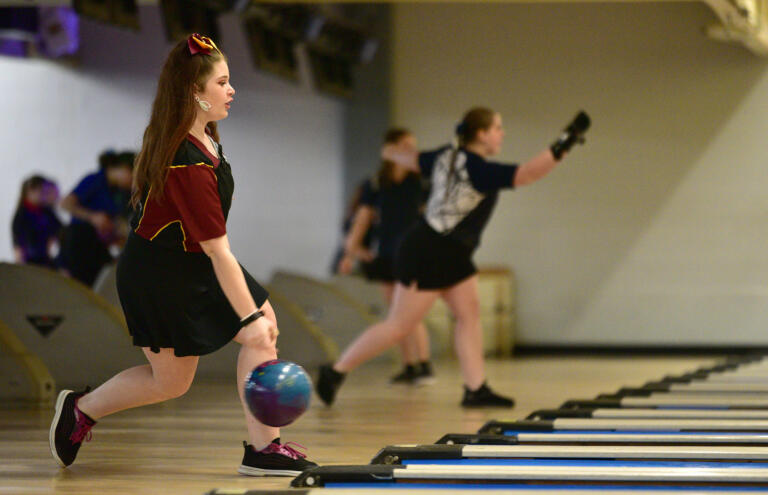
[244,359,312,427]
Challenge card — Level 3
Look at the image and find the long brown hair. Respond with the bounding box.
[456,107,496,147]
[131,37,226,207]
[444,107,497,201]
[376,127,413,188]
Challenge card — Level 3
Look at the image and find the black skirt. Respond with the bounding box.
[361,256,396,283]
[116,233,268,357]
[395,219,477,290]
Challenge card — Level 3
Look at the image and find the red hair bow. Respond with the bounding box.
[188,33,218,55]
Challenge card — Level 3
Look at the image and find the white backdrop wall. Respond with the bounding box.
[392,2,768,346]
[342,5,392,202]
[0,6,345,280]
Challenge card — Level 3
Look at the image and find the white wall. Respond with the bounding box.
[0,7,344,280]
[392,2,768,345]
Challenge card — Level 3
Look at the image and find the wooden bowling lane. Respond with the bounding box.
[0,356,715,494]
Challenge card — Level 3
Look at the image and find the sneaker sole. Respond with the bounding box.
[49,390,73,468]
[237,465,302,477]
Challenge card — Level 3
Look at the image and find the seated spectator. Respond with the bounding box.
[58,149,133,286]
[12,175,62,268]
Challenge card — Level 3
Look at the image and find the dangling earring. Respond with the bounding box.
[194,95,212,112]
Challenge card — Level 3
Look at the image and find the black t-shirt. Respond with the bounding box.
[418,145,517,250]
[360,173,427,257]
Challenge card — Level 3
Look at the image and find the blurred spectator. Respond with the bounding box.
[12,175,62,268]
[58,149,134,286]
[330,179,377,275]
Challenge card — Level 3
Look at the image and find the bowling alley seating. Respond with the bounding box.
[0,263,337,391]
[93,262,120,309]
[0,262,144,390]
[270,270,396,364]
[0,317,55,402]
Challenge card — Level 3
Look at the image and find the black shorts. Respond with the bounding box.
[361,256,396,283]
[116,233,268,357]
[395,220,477,290]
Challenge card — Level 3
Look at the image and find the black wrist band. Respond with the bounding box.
[240,310,264,328]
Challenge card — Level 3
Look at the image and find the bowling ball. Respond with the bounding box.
[244,359,312,427]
